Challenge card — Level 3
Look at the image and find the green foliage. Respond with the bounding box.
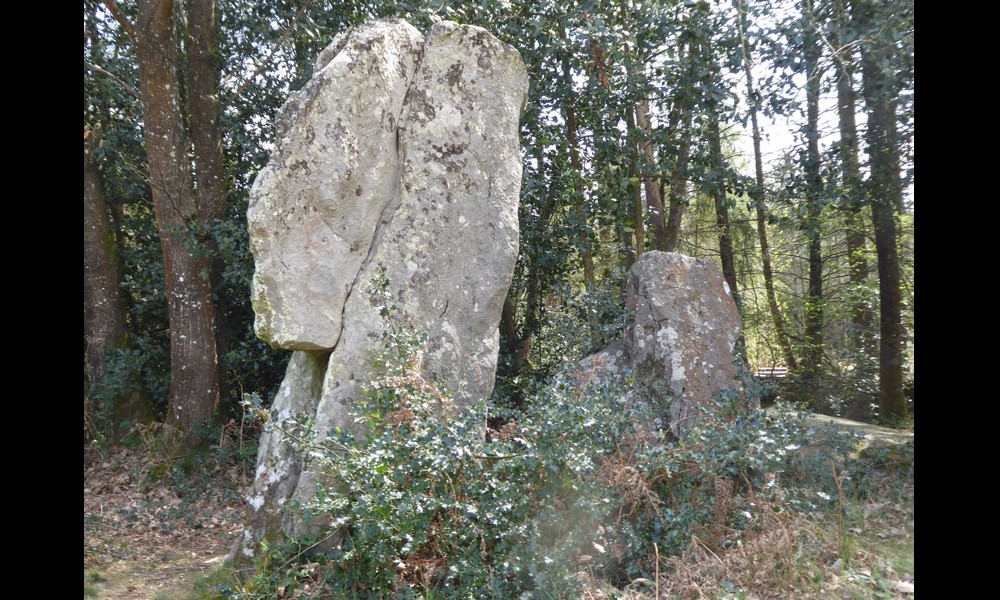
[86,0,913,452]
[226,292,862,599]
[86,571,107,584]
[526,277,629,377]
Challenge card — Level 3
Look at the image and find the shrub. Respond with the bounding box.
[226,275,867,598]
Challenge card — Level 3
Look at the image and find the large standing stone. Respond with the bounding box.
[247,20,424,351]
[232,19,527,563]
[304,20,527,450]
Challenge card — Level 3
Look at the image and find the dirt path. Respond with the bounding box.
[84,446,249,599]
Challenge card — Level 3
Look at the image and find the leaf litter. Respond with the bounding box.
[84,444,250,599]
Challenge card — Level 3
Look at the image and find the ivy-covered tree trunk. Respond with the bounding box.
[133,0,221,445]
[85,126,158,432]
[83,5,128,410]
[860,16,907,423]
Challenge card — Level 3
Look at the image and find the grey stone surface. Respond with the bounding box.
[233,350,328,560]
[565,252,747,440]
[625,251,746,437]
[232,19,527,564]
[304,20,528,452]
[247,20,423,351]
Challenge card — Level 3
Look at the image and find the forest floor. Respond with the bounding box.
[83,443,250,600]
[83,415,913,600]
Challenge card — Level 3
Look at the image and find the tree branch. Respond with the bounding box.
[222,0,315,110]
[85,61,141,101]
[100,0,136,45]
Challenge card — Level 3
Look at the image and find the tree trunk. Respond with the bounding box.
[801,0,825,382]
[662,39,696,252]
[707,116,741,311]
[735,0,797,370]
[135,0,220,445]
[84,131,128,400]
[699,11,747,367]
[85,121,157,432]
[634,98,668,251]
[626,105,646,260]
[186,0,233,413]
[698,2,739,310]
[860,20,907,423]
[832,0,874,360]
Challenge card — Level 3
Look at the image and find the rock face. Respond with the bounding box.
[567,251,747,440]
[232,19,528,562]
[247,20,424,351]
[626,252,746,437]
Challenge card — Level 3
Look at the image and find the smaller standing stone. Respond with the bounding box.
[563,251,747,440]
[625,251,746,437]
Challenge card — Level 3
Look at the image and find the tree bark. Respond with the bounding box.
[697,2,740,311]
[662,39,696,252]
[84,130,128,401]
[707,116,741,311]
[135,0,221,444]
[860,13,907,423]
[634,98,668,251]
[699,7,746,370]
[186,0,233,412]
[85,4,127,390]
[625,105,646,259]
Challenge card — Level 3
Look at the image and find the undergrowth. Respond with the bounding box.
[198,278,914,599]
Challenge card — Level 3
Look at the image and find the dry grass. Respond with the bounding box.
[578,457,914,600]
[657,496,831,599]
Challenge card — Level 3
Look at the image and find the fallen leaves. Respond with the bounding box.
[84,445,251,599]
[893,580,915,594]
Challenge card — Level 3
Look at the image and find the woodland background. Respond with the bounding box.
[83,0,914,449]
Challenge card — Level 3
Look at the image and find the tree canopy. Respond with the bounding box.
[84,0,914,447]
